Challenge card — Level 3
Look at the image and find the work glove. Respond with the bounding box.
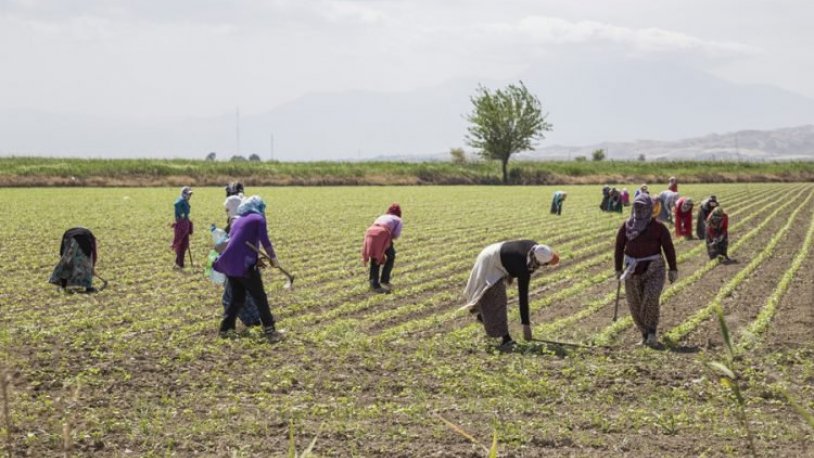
[523,324,533,341]
[668,270,678,284]
[615,270,622,280]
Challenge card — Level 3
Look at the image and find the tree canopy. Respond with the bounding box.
[465,81,551,183]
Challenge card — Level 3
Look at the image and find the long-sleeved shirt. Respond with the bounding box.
[615,220,677,274]
[373,214,402,240]
[499,239,537,325]
[213,213,275,278]
[707,215,729,239]
[174,197,191,220]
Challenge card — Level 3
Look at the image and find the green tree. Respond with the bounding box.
[465,81,552,184]
[205,152,217,161]
[248,153,262,162]
[592,149,606,161]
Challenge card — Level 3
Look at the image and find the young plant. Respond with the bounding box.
[707,307,757,457]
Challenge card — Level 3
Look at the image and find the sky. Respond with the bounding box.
[1,0,813,156]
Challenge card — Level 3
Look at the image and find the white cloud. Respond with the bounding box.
[480,15,759,59]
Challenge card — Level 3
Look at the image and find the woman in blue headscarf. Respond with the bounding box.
[213,195,285,343]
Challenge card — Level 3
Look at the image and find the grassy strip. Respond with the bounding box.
[1,157,813,186]
[592,186,813,346]
[662,188,814,344]
[736,208,814,350]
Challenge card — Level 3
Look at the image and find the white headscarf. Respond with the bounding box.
[532,245,554,265]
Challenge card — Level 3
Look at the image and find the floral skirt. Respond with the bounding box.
[49,239,93,289]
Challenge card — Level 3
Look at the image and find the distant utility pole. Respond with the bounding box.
[236,106,241,156]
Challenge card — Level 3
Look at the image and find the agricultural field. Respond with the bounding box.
[1,183,812,457]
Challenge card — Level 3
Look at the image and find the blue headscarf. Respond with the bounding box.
[237,195,266,216]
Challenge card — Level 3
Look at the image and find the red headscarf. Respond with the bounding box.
[387,203,401,217]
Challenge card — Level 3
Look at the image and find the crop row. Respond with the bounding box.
[736,206,814,350]
[394,184,804,346]
[593,186,813,346]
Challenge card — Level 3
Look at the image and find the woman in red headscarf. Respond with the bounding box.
[361,203,403,293]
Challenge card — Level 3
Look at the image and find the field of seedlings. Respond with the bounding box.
[1,183,812,456]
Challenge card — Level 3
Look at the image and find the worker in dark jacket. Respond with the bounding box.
[614,194,678,348]
[463,241,559,349]
[696,195,719,240]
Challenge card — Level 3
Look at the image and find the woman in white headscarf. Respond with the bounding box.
[463,240,559,349]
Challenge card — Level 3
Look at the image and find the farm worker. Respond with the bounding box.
[674,197,694,239]
[621,188,630,206]
[550,191,567,215]
[171,186,194,269]
[219,182,261,328]
[706,207,732,262]
[213,196,284,343]
[463,241,559,350]
[600,186,611,211]
[615,194,678,348]
[696,195,719,240]
[634,184,649,198]
[361,203,403,294]
[608,188,623,213]
[668,176,678,193]
[49,227,98,293]
[656,190,678,224]
[224,181,245,233]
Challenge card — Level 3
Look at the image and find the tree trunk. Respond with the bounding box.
[501,159,509,184]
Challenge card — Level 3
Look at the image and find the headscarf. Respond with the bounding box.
[527,244,559,269]
[681,198,694,212]
[625,194,654,240]
[651,199,662,218]
[639,185,649,195]
[387,203,402,217]
[225,195,243,218]
[225,182,244,197]
[237,195,266,216]
[707,207,725,229]
[180,186,193,199]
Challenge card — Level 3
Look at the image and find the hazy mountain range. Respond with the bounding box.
[2,57,814,160]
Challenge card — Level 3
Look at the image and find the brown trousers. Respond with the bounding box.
[625,258,665,337]
[475,281,509,338]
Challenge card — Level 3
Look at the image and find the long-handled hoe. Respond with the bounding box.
[93,273,109,291]
[245,241,294,290]
[612,279,621,322]
[529,338,611,350]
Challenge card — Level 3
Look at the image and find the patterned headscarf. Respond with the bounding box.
[681,198,694,212]
[625,194,654,240]
[180,186,193,199]
[707,207,725,228]
[237,195,266,216]
[387,203,402,217]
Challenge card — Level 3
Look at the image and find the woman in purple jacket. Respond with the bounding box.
[213,196,284,343]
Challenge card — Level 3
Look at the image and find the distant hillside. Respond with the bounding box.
[3,57,814,159]
[525,125,814,162]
